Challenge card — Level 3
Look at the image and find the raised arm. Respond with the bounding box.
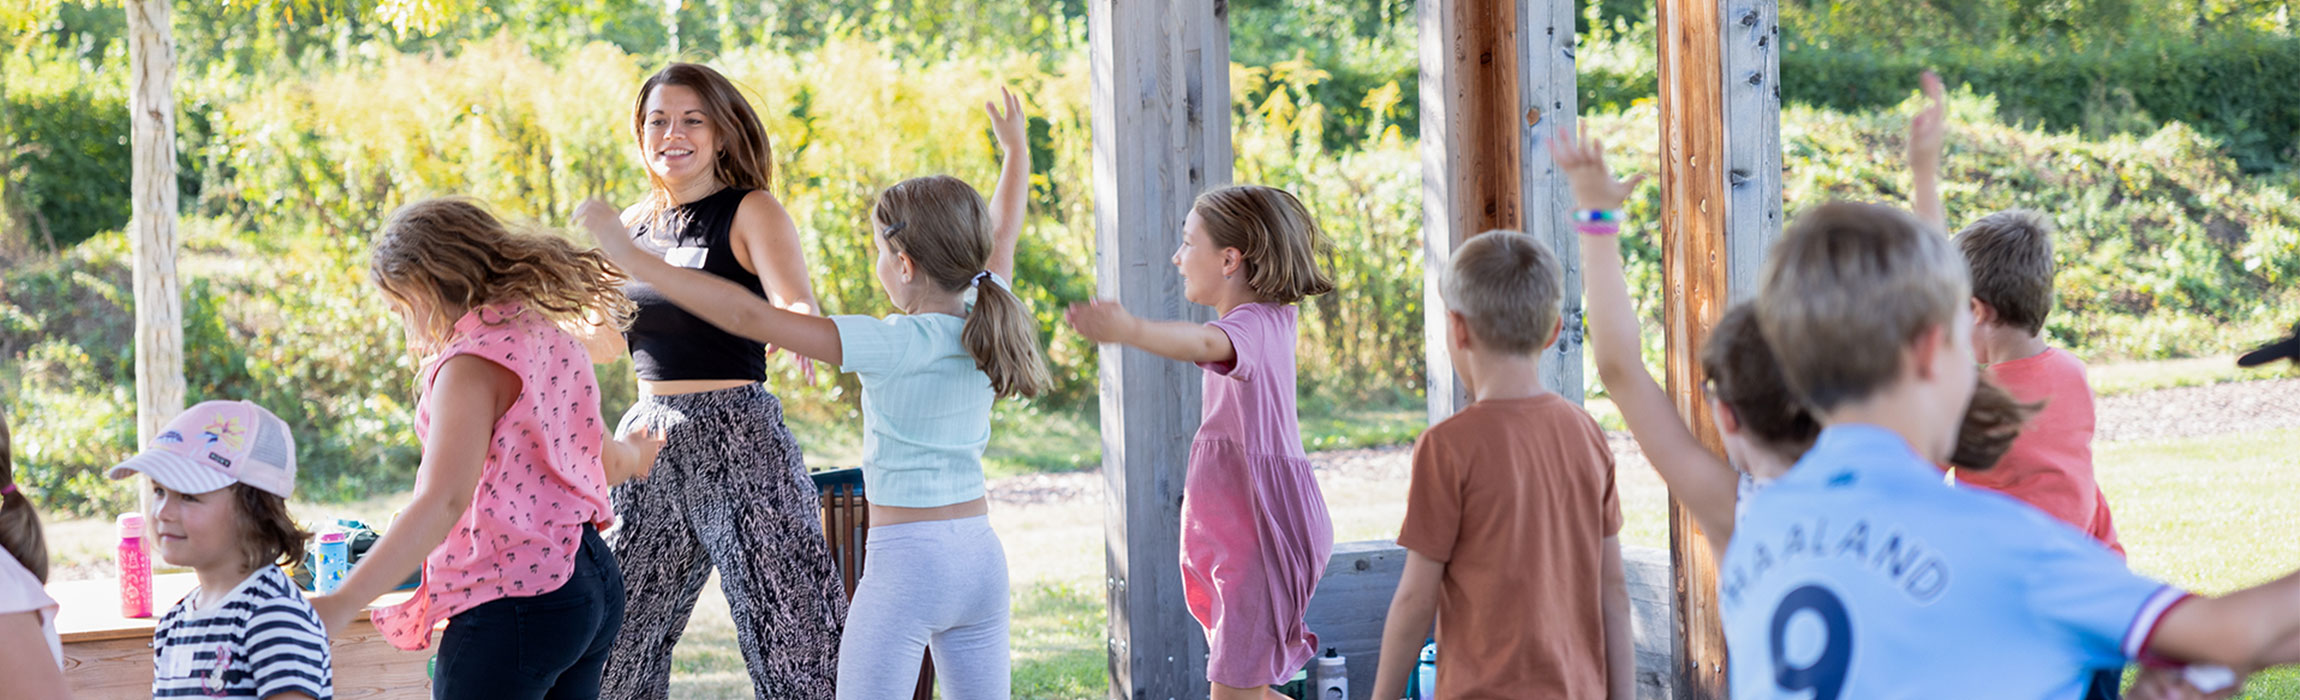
[578,199,845,366]
[1553,125,1740,551]
[1064,299,1236,366]
[1908,70,1949,232]
[985,87,1029,281]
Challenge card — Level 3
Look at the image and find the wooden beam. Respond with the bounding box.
[1088,1,1230,697]
[127,0,184,513]
[1657,1,1780,698]
[1520,0,1584,406]
[1419,0,1584,423]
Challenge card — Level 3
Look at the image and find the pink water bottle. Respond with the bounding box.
[117,512,152,618]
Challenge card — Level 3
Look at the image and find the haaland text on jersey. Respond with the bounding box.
[1720,518,1950,610]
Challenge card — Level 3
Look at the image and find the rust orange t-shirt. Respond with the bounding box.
[1959,347,2124,555]
[1396,394,1623,699]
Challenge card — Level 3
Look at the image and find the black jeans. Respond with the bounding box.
[434,524,626,700]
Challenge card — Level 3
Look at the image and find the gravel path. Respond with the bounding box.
[988,378,2298,508]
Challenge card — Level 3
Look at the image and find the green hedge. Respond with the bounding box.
[1582,35,2300,173]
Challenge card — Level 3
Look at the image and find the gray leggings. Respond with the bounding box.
[836,515,1011,700]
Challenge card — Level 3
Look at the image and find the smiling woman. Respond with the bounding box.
[598,63,850,700]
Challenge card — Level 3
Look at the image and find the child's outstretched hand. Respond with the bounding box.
[611,425,667,484]
[986,87,1026,158]
[1550,125,1646,212]
[1065,299,1138,345]
[1908,71,1947,176]
[575,198,636,261]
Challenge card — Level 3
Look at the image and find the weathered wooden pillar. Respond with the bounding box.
[1419,0,1583,425]
[1656,0,1781,697]
[128,0,185,511]
[1088,1,1230,697]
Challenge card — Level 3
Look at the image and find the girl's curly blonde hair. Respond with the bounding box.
[370,197,635,355]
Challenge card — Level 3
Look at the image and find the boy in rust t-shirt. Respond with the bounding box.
[1371,230,1631,700]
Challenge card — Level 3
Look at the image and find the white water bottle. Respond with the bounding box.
[1314,647,1347,699]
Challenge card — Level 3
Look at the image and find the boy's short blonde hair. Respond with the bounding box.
[1955,209,2055,335]
[1440,230,1562,354]
[1757,202,1970,413]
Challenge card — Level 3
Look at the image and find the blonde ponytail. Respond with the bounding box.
[963,279,1053,399]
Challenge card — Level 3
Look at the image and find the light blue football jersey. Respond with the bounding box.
[1721,425,2187,700]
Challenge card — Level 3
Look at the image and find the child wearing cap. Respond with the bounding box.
[107,400,331,700]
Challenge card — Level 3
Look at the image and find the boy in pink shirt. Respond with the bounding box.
[1906,76,2119,553]
[1948,210,2122,554]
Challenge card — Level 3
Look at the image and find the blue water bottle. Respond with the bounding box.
[315,529,350,593]
[1414,641,1437,700]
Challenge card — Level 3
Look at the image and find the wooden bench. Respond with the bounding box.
[814,467,936,700]
[1301,542,1678,700]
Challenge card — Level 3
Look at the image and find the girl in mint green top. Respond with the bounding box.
[581,89,1047,699]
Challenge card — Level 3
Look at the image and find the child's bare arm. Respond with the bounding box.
[0,612,69,700]
[2147,570,2300,668]
[1552,125,1739,549]
[579,199,847,366]
[985,88,1029,282]
[310,356,514,636]
[1064,299,1237,366]
[1371,551,1444,700]
[1601,537,1635,699]
[1908,70,1949,232]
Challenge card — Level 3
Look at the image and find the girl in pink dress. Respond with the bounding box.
[1067,185,1337,698]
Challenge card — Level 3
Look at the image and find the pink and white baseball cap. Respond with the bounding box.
[106,400,298,498]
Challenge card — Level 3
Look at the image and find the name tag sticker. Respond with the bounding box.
[666,246,709,269]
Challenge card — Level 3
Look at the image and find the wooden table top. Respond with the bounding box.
[50,572,414,643]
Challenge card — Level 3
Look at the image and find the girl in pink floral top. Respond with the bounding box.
[310,198,662,699]
[1067,185,1338,697]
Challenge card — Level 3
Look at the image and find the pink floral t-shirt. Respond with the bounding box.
[373,303,615,650]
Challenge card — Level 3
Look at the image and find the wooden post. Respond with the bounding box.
[1419,0,1583,424]
[127,0,184,511]
[1088,1,1230,697]
[1657,0,1780,697]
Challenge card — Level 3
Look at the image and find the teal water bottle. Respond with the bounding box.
[1414,640,1437,700]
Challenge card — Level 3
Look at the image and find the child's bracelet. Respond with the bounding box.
[1573,209,1623,224]
[1575,222,1622,236]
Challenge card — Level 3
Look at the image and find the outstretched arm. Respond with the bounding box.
[985,88,1030,282]
[1908,70,1949,232]
[2149,570,2300,669]
[1553,125,1739,552]
[1064,299,1236,366]
[578,199,845,366]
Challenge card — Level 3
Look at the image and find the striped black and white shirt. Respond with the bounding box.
[151,566,334,699]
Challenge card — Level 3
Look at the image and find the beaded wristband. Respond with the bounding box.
[1575,222,1622,236]
[1573,209,1623,224]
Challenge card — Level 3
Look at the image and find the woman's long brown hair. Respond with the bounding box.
[630,63,776,234]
